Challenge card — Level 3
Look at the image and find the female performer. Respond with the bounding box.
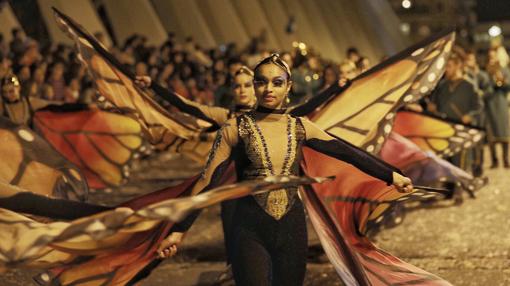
[157,54,412,285]
[0,74,33,126]
[136,64,349,279]
[0,74,64,127]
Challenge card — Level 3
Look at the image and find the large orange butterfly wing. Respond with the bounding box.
[0,116,87,201]
[393,110,484,157]
[301,147,450,285]
[0,175,324,283]
[33,105,145,189]
[311,30,455,154]
[53,8,211,145]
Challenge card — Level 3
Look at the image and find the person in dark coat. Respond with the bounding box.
[485,48,510,168]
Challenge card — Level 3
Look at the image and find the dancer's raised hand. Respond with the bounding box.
[157,232,184,259]
[135,76,152,88]
[392,172,413,193]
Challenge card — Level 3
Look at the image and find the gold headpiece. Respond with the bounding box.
[255,53,292,78]
[1,74,20,88]
[235,65,254,77]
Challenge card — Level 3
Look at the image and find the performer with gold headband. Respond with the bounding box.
[0,74,64,127]
[135,63,350,281]
[156,54,413,285]
[136,65,256,136]
[135,66,256,279]
[0,74,32,126]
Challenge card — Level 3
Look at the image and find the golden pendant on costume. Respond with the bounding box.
[266,189,289,220]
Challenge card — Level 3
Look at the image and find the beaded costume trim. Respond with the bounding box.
[201,123,227,179]
[238,113,303,220]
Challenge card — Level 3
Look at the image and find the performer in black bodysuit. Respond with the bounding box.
[157,54,413,286]
[133,64,351,282]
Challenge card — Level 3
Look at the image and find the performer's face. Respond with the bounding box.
[339,63,357,80]
[254,63,292,109]
[233,73,255,107]
[1,83,20,103]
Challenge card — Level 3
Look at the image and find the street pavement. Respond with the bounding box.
[1,151,509,286]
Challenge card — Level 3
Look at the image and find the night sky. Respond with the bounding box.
[476,0,510,22]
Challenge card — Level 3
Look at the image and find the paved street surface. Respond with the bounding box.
[1,150,509,286]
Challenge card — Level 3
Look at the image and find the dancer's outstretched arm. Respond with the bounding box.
[301,117,412,191]
[136,76,229,127]
[157,119,238,258]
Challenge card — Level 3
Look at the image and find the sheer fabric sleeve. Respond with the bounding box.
[189,118,238,195]
[151,82,229,127]
[301,117,398,185]
[171,119,238,232]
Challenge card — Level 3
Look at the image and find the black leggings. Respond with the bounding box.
[221,199,237,265]
[230,197,307,286]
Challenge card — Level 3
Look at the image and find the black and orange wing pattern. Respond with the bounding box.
[393,110,485,157]
[33,104,145,189]
[53,8,211,146]
[301,147,450,285]
[380,132,485,193]
[164,136,213,165]
[310,30,455,154]
[0,116,87,201]
[0,175,329,285]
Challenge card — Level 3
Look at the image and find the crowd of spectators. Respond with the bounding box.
[2,25,510,179]
[0,28,372,109]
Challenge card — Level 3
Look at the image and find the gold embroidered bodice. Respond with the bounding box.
[189,110,395,224]
[236,113,305,219]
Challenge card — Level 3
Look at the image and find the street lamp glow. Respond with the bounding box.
[400,22,411,35]
[402,0,412,9]
[488,25,502,37]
